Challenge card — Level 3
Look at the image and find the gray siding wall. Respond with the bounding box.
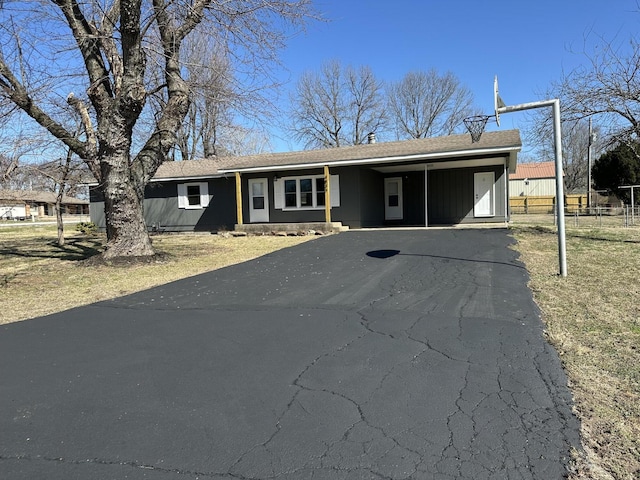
[358,168,384,228]
[428,165,506,224]
[89,178,237,232]
[383,170,426,227]
[331,167,362,228]
[242,168,359,226]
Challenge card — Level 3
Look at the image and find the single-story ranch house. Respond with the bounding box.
[89,130,522,232]
[1,190,89,220]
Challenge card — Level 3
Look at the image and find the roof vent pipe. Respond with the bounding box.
[367,132,376,144]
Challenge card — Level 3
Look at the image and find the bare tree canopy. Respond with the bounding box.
[527,115,606,193]
[164,30,272,161]
[0,0,315,258]
[387,70,477,139]
[289,60,387,148]
[554,36,640,149]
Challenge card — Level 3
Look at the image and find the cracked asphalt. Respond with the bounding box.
[0,229,581,479]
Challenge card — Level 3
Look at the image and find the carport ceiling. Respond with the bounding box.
[373,156,507,173]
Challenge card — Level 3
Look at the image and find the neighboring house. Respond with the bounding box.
[89,130,522,232]
[509,161,556,196]
[0,190,89,220]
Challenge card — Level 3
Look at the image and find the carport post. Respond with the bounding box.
[324,165,331,223]
[497,98,567,277]
[235,172,243,225]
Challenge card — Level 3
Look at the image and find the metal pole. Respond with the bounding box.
[632,187,635,225]
[552,100,568,276]
[587,118,592,210]
[498,97,567,276]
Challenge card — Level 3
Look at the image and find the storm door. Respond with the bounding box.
[384,177,403,220]
[249,178,269,223]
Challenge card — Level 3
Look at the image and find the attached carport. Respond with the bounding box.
[222,130,521,230]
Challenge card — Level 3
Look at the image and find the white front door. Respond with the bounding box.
[474,172,495,217]
[249,178,269,223]
[385,177,403,220]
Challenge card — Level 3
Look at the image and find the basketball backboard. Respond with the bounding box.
[494,76,505,127]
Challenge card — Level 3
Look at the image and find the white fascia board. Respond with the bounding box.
[218,146,520,174]
[149,174,226,182]
[84,174,228,187]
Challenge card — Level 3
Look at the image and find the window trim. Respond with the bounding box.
[275,174,339,211]
[177,182,210,209]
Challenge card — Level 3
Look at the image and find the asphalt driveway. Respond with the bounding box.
[0,229,580,479]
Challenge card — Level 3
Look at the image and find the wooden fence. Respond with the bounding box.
[509,194,588,214]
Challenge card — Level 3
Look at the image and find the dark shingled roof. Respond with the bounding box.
[152,129,521,180]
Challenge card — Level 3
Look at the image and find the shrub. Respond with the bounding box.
[75,221,98,235]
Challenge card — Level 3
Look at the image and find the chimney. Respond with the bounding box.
[367,132,376,144]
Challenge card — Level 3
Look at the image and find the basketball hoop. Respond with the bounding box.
[463,115,491,143]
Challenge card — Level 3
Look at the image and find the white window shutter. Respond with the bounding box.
[330,175,340,207]
[199,182,210,207]
[273,178,284,209]
[177,183,187,209]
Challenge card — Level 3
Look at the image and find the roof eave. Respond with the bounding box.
[149,173,227,182]
[82,173,227,187]
[218,145,522,174]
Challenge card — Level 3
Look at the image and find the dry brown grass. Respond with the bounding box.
[0,225,313,324]
[510,217,640,480]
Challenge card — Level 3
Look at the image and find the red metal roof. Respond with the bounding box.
[510,161,556,180]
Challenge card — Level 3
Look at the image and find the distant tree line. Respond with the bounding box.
[288,61,479,149]
[527,32,640,199]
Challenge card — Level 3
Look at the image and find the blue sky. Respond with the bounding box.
[269,0,639,152]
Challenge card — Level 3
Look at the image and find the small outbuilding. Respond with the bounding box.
[509,161,556,197]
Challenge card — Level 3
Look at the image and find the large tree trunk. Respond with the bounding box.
[100,150,154,259]
[102,179,153,258]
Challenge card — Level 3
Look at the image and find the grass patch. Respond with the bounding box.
[0,225,313,324]
[510,218,640,480]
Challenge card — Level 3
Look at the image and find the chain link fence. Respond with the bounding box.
[511,206,640,229]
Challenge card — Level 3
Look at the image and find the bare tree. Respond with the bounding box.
[0,0,314,258]
[0,132,52,190]
[162,31,235,161]
[387,70,477,139]
[26,150,88,246]
[290,60,386,148]
[555,36,640,152]
[527,115,606,193]
[0,154,19,188]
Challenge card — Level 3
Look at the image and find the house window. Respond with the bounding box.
[316,178,325,206]
[279,176,328,210]
[186,185,201,206]
[284,179,297,207]
[177,182,210,209]
[274,174,340,210]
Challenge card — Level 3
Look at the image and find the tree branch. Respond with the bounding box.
[52,0,114,111]
[0,52,90,159]
[66,93,100,178]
